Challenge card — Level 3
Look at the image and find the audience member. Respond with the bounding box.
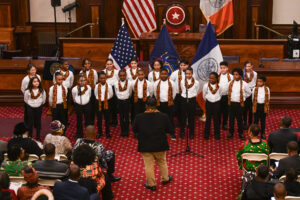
[0,190,13,200]
[31,189,54,200]
[73,144,113,200]
[236,124,270,171]
[0,140,7,153]
[273,141,300,178]
[78,177,100,200]
[17,166,51,200]
[33,143,69,179]
[284,168,300,196]
[73,125,121,182]
[1,145,31,176]
[0,172,18,200]
[273,183,287,200]
[242,165,274,200]
[53,164,90,200]
[7,122,43,156]
[268,116,299,153]
[44,120,72,156]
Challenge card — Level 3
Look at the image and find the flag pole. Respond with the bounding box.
[163,18,166,25]
[121,17,125,25]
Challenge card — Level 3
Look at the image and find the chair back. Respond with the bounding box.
[37,56,58,61]
[241,153,268,174]
[60,57,81,61]
[259,57,279,63]
[12,56,33,60]
[9,176,26,184]
[2,50,22,59]
[285,196,300,200]
[280,175,300,182]
[38,178,61,187]
[269,153,289,161]
[282,58,300,62]
[223,56,240,64]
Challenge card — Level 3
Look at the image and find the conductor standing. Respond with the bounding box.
[133,97,173,191]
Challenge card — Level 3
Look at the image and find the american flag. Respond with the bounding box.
[122,0,157,38]
[108,23,137,69]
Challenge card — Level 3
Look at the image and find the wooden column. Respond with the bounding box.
[249,0,262,39]
[89,0,104,37]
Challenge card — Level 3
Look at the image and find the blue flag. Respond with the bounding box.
[109,23,137,69]
[149,25,180,75]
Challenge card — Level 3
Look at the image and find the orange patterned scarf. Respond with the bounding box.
[228,80,244,107]
[130,68,138,80]
[98,83,109,111]
[178,70,182,94]
[134,79,147,103]
[77,85,88,95]
[52,84,67,109]
[156,79,174,107]
[118,80,128,92]
[185,78,195,89]
[60,69,69,80]
[153,71,160,82]
[105,69,114,79]
[244,71,254,83]
[82,70,95,89]
[30,89,41,99]
[208,83,219,94]
[252,86,270,114]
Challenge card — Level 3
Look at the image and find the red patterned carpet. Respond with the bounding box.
[1,106,300,200]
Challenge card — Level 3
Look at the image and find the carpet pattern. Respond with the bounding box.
[1,106,300,200]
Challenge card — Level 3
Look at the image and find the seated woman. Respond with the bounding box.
[44,120,72,156]
[1,145,32,176]
[73,144,113,200]
[0,172,18,200]
[284,168,300,196]
[17,166,51,200]
[236,124,270,171]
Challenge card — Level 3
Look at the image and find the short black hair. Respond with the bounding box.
[54,71,62,78]
[0,172,10,189]
[256,165,269,179]
[257,74,266,82]
[232,68,243,77]
[99,71,106,77]
[7,145,21,161]
[220,61,228,67]
[186,67,193,73]
[146,97,157,108]
[152,60,163,69]
[244,60,252,67]
[26,63,36,72]
[78,73,86,80]
[209,72,218,80]
[44,143,55,156]
[78,177,98,195]
[179,59,189,65]
[82,58,91,66]
[249,124,260,137]
[105,58,113,63]
[160,68,168,73]
[130,56,139,62]
[13,122,28,136]
[281,116,292,128]
[137,68,144,74]
[73,144,96,168]
[286,168,297,182]
[287,141,298,152]
[118,69,127,76]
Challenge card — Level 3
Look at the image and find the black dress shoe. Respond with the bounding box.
[144,183,156,191]
[162,174,173,185]
[171,135,176,140]
[261,133,266,139]
[214,136,220,140]
[106,134,111,139]
[110,175,121,182]
[204,136,209,140]
[189,134,194,139]
[222,125,228,130]
[180,132,184,139]
[227,134,233,139]
[239,134,245,140]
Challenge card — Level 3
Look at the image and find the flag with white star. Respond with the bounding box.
[109,23,137,69]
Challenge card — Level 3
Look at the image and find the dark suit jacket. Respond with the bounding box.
[284,181,300,196]
[273,155,300,178]
[241,178,274,200]
[268,128,298,153]
[53,180,90,200]
[7,137,43,156]
[33,160,69,179]
[133,112,171,152]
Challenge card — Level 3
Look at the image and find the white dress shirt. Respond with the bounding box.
[170,69,185,94]
[148,71,160,82]
[48,84,68,106]
[229,80,251,103]
[219,73,233,96]
[126,68,138,81]
[252,86,270,104]
[102,69,119,86]
[21,74,41,94]
[114,80,133,100]
[202,83,223,103]
[53,70,74,89]
[153,79,176,102]
[79,69,98,87]
[244,70,257,90]
[180,78,200,98]
[24,89,46,108]
[94,83,113,101]
[72,85,91,105]
[133,79,153,98]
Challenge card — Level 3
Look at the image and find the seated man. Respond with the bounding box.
[33,143,69,179]
[242,165,274,200]
[53,164,91,200]
[273,183,287,200]
[284,168,300,196]
[273,141,300,178]
[8,122,43,157]
[268,116,299,153]
[73,125,120,182]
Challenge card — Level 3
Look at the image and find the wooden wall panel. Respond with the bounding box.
[0,3,11,27]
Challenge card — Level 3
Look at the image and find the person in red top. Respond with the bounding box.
[0,172,18,200]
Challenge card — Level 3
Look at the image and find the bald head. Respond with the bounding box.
[274,183,286,200]
[69,164,81,181]
[85,125,96,139]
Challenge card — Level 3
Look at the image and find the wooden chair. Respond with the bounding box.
[38,178,61,187]
[60,57,81,61]
[12,56,33,60]
[37,56,58,61]
[9,176,26,184]
[241,153,269,174]
[259,57,279,63]
[279,175,300,182]
[285,196,300,200]
[4,153,39,162]
[223,55,240,64]
[269,153,289,161]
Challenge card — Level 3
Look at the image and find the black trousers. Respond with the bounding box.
[220,95,229,127]
[106,152,115,175]
[74,103,91,138]
[90,90,96,125]
[174,94,182,125]
[180,97,196,137]
[134,98,146,117]
[102,173,113,200]
[118,99,130,136]
[52,104,68,130]
[110,86,118,125]
[24,102,28,126]
[158,102,175,136]
[254,103,266,135]
[229,102,244,135]
[130,95,135,125]
[26,104,43,139]
[204,100,221,138]
[243,95,253,127]
[97,101,110,136]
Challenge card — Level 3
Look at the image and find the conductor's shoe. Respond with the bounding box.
[189,134,194,139]
[162,174,173,185]
[239,134,245,140]
[144,183,156,191]
[227,133,233,139]
[180,132,184,139]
